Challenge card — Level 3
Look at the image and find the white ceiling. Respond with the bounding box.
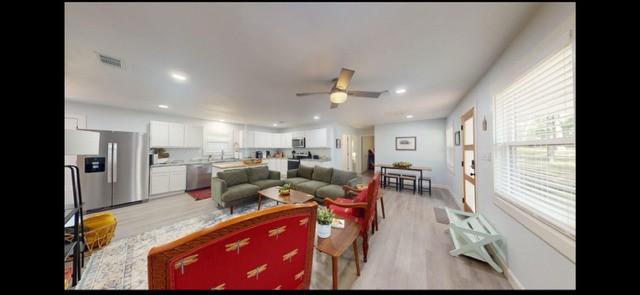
[65,2,539,129]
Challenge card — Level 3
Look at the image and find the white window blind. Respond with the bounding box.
[446,122,454,172]
[493,43,575,239]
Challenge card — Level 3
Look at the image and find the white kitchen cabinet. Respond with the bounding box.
[185,125,203,148]
[265,158,287,179]
[168,123,185,147]
[292,131,305,138]
[305,128,328,148]
[150,121,170,147]
[281,133,292,148]
[150,173,170,195]
[150,165,187,196]
[245,131,255,148]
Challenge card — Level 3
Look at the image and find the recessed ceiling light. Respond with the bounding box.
[313,115,320,120]
[406,115,413,119]
[219,119,225,122]
[170,72,187,81]
[395,88,407,94]
[158,104,169,109]
[273,123,278,126]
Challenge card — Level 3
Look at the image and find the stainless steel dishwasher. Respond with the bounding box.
[186,163,212,191]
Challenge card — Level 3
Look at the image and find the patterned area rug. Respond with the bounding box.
[76,199,277,289]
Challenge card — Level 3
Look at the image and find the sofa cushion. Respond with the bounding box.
[217,169,249,187]
[331,169,357,186]
[247,166,269,182]
[315,184,346,200]
[221,183,260,203]
[252,179,284,190]
[284,177,311,186]
[298,165,314,180]
[295,180,329,195]
[312,166,333,183]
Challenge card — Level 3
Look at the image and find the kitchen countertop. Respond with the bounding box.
[211,161,268,169]
[150,159,238,168]
[297,158,331,162]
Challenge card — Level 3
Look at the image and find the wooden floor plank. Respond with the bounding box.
[106,181,510,289]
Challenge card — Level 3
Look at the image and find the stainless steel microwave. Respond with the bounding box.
[292,137,305,148]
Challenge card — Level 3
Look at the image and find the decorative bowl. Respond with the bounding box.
[392,161,412,168]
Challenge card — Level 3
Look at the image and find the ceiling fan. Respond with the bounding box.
[296,68,388,109]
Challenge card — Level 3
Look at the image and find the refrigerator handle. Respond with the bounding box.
[113,142,118,183]
[107,142,113,183]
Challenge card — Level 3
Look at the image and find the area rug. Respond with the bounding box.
[76,199,277,290]
[434,207,450,224]
[187,188,211,200]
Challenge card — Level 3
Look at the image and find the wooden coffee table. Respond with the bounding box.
[315,218,361,290]
[257,186,315,210]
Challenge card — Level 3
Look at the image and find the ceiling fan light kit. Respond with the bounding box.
[330,91,348,104]
[296,68,388,109]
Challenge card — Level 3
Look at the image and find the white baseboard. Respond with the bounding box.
[488,247,524,289]
[432,183,449,190]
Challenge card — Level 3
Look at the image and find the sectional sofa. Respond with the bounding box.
[285,165,361,202]
[211,166,283,213]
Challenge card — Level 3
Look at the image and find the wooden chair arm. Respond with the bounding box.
[324,198,368,209]
[342,185,361,194]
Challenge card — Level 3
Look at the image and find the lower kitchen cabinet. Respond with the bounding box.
[265,158,288,179]
[150,165,187,196]
[300,160,332,169]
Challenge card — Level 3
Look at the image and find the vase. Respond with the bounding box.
[317,222,331,238]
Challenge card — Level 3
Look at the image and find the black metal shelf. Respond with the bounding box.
[65,208,78,224]
[64,241,77,260]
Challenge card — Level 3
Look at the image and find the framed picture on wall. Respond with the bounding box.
[454,131,461,146]
[395,136,416,150]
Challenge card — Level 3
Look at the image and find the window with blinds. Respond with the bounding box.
[493,43,575,239]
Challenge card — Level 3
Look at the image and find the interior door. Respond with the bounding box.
[461,108,476,212]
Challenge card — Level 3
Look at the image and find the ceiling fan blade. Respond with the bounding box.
[296,92,331,96]
[335,68,355,91]
[347,90,388,98]
[330,102,339,109]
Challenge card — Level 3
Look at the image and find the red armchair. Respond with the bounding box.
[325,174,380,262]
[148,202,317,290]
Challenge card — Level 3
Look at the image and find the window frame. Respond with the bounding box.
[492,36,575,262]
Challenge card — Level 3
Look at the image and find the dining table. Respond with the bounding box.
[375,163,432,195]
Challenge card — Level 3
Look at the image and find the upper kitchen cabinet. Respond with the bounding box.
[185,125,203,148]
[168,123,185,147]
[150,121,169,147]
[150,121,201,148]
[281,132,292,148]
[305,128,328,148]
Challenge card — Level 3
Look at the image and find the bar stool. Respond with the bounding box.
[382,173,401,191]
[399,174,417,194]
[419,177,432,195]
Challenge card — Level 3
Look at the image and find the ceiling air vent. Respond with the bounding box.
[96,53,123,68]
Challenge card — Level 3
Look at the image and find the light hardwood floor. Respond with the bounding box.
[107,179,510,289]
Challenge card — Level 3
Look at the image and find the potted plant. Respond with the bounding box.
[316,207,334,238]
[278,183,293,195]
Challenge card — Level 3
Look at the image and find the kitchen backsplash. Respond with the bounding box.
[150,147,331,162]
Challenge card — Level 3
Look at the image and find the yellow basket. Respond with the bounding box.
[82,212,118,254]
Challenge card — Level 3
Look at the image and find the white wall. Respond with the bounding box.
[445,3,575,289]
[65,101,277,160]
[374,119,447,186]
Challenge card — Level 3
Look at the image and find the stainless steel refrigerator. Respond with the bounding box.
[77,130,149,212]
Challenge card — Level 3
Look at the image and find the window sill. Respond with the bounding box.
[494,196,575,263]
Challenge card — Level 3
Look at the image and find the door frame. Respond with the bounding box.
[461,107,477,212]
